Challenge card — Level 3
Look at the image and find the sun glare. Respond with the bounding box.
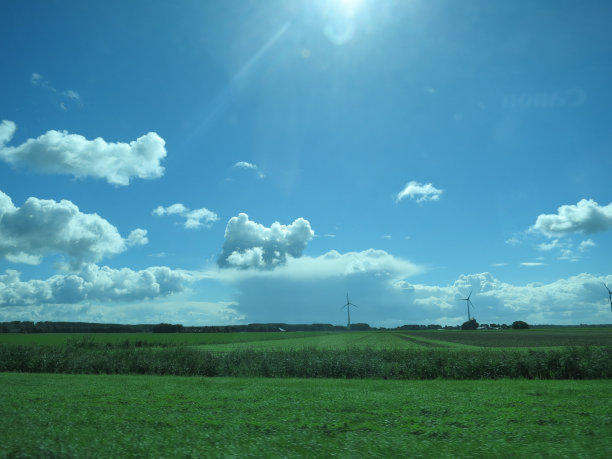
[337,0,363,17]
[316,0,367,45]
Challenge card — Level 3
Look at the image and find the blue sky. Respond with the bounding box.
[1,0,611,327]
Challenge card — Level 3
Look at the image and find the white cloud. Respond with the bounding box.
[505,236,522,246]
[153,203,218,229]
[558,247,578,261]
[234,161,257,169]
[0,120,16,145]
[531,199,612,237]
[209,248,423,324]
[534,237,594,262]
[0,299,244,326]
[520,262,544,267]
[31,73,44,85]
[213,248,422,282]
[233,161,264,178]
[226,247,265,269]
[218,213,314,270]
[153,203,188,216]
[61,89,80,101]
[396,181,443,203]
[0,264,198,306]
[579,239,596,252]
[208,255,612,326]
[0,121,166,186]
[537,239,560,251]
[30,73,81,105]
[0,189,138,267]
[127,229,149,247]
[5,253,43,265]
[448,272,612,325]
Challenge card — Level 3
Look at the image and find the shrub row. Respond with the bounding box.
[1,345,610,379]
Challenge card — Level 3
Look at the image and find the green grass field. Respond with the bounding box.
[1,373,611,458]
[0,331,331,347]
[1,328,611,351]
[1,329,611,457]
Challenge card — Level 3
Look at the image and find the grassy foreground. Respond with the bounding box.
[1,373,611,458]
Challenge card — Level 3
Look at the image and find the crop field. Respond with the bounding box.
[1,330,612,379]
[1,373,611,458]
[2,327,611,350]
[1,329,611,457]
[397,328,612,348]
[0,331,330,347]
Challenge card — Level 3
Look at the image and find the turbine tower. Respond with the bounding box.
[605,283,612,311]
[459,291,475,321]
[342,293,358,330]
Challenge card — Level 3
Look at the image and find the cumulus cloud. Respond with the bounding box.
[127,229,149,246]
[210,248,423,324]
[446,272,612,325]
[531,199,612,237]
[152,203,218,229]
[396,181,443,203]
[0,299,244,326]
[0,189,139,267]
[233,161,264,178]
[383,272,612,326]
[218,213,314,270]
[209,248,612,326]
[214,248,422,282]
[0,121,166,186]
[0,264,198,306]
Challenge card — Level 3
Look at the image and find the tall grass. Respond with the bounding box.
[1,342,611,379]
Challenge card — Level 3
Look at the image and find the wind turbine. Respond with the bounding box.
[459,291,475,321]
[604,283,612,311]
[342,293,358,330]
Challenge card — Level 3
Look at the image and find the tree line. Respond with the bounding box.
[0,321,364,334]
[0,320,556,334]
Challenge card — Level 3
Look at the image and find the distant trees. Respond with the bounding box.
[397,324,442,330]
[461,319,479,330]
[512,320,529,330]
[0,321,155,333]
[152,323,184,333]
